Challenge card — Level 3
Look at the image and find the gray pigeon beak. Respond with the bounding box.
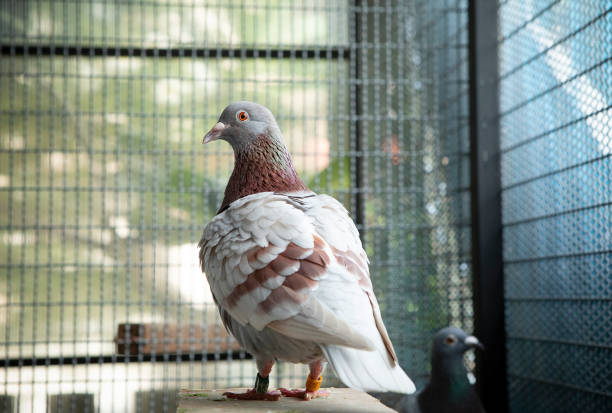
[203,122,226,144]
[464,335,484,350]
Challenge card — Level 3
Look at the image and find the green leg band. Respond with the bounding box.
[254,373,269,394]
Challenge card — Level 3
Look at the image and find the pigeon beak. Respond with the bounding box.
[203,122,226,144]
[464,335,484,350]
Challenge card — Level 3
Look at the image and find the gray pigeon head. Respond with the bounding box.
[429,326,484,380]
[432,326,484,361]
[203,101,282,150]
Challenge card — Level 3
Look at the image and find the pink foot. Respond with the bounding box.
[223,389,281,401]
[278,388,330,400]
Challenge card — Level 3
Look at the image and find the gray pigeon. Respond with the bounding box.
[371,326,485,413]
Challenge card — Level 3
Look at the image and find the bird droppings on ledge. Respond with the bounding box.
[177,388,396,412]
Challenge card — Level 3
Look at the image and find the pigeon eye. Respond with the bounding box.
[445,335,457,345]
[236,111,249,122]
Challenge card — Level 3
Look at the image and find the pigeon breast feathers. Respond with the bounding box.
[198,192,381,351]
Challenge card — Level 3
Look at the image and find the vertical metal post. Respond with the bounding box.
[352,0,366,240]
[468,0,508,411]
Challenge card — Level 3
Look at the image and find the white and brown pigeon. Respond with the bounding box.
[198,101,415,401]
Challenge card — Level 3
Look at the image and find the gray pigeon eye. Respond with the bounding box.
[236,110,249,122]
[445,334,457,345]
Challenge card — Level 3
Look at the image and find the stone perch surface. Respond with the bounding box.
[178,388,396,413]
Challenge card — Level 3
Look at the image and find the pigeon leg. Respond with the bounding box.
[279,360,330,400]
[223,359,281,401]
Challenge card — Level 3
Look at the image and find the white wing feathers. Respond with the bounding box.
[199,192,373,349]
[322,344,416,393]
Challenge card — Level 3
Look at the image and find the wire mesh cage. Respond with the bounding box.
[499,1,611,412]
[1,0,610,412]
[0,1,473,412]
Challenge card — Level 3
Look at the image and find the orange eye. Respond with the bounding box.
[445,335,457,345]
[236,111,249,122]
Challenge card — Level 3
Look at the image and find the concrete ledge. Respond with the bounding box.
[178,388,395,413]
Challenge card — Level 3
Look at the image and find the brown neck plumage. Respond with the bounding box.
[218,134,308,213]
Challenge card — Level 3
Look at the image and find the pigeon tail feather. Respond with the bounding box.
[321,344,416,394]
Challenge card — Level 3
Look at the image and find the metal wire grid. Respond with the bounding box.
[499,1,612,412]
[405,0,474,383]
[0,0,473,412]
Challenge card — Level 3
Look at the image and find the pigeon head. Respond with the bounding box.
[203,101,308,213]
[432,326,484,360]
[203,101,281,150]
[428,326,483,391]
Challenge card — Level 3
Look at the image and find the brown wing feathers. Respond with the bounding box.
[332,247,372,290]
[205,226,392,358]
[223,234,331,315]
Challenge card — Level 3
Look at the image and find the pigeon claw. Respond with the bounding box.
[278,388,330,400]
[223,389,281,401]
